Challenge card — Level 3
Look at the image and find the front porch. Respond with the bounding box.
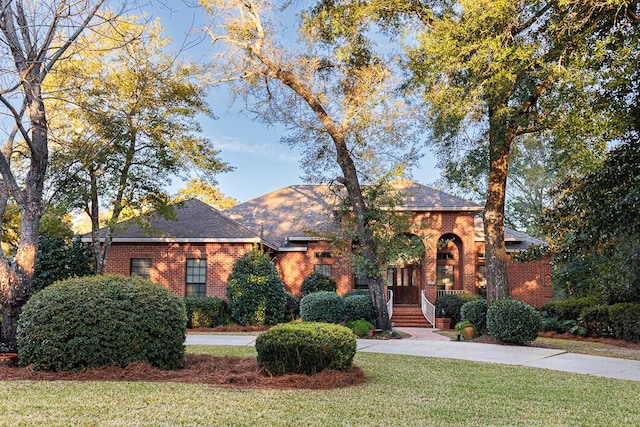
[388,289,471,328]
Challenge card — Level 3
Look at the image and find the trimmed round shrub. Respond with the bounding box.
[344,294,375,324]
[255,322,356,375]
[460,299,488,335]
[301,272,337,295]
[346,319,375,338]
[184,297,230,328]
[487,298,542,345]
[435,293,480,326]
[226,249,287,326]
[300,291,346,323]
[17,275,186,371]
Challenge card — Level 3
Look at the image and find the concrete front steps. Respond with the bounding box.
[391,304,432,328]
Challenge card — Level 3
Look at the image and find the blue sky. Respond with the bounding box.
[151,2,441,203]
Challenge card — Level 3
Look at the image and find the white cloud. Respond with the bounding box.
[214,136,300,163]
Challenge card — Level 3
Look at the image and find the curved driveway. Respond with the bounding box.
[186,328,640,382]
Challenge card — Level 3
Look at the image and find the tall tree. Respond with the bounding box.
[439,134,605,238]
[301,0,637,304]
[0,0,109,350]
[200,0,424,329]
[45,16,231,273]
[407,0,636,303]
[541,140,640,302]
[174,178,238,210]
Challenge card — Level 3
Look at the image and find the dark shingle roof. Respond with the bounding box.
[225,180,482,247]
[392,178,483,211]
[474,217,547,251]
[89,199,260,243]
[224,185,339,247]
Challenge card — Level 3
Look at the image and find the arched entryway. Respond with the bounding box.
[436,234,463,296]
[386,234,425,305]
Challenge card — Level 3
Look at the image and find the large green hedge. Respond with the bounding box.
[17,275,186,371]
[255,322,357,375]
[226,249,287,325]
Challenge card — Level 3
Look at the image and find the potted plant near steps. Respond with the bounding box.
[455,320,475,341]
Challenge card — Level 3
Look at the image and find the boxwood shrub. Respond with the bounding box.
[344,294,375,324]
[226,249,287,326]
[300,291,346,323]
[346,319,375,338]
[17,275,186,371]
[183,296,230,328]
[301,272,337,295]
[487,298,542,345]
[255,322,357,375]
[435,293,480,326]
[460,299,488,335]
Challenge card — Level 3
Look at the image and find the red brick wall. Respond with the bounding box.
[104,242,254,299]
[507,255,553,308]
[413,211,477,302]
[104,222,553,308]
[274,241,351,296]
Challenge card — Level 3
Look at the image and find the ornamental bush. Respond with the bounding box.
[255,322,356,375]
[183,297,230,328]
[579,304,611,338]
[460,299,488,335]
[608,303,640,342]
[344,289,369,298]
[17,275,186,371]
[226,249,287,326]
[543,295,601,321]
[301,272,337,295]
[487,298,542,345]
[346,319,375,338]
[344,294,375,324]
[435,293,480,326]
[283,292,301,321]
[300,291,346,323]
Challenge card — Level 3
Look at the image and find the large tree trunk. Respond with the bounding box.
[0,96,47,350]
[334,139,392,330]
[484,109,513,304]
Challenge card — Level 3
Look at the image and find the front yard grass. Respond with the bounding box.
[1,345,639,426]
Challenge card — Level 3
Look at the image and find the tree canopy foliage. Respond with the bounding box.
[201,0,427,329]
[0,0,110,350]
[304,0,638,303]
[45,15,231,273]
[541,140,640,303]
[174,178,238,210]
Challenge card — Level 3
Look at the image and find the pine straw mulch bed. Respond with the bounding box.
[0,354,367,390]
[536,331,640,349]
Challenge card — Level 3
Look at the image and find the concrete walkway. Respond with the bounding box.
[185,328,640,382]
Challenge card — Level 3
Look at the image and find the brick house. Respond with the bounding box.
[92,180,551,326]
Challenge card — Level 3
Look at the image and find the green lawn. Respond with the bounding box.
[1,345,639,426]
